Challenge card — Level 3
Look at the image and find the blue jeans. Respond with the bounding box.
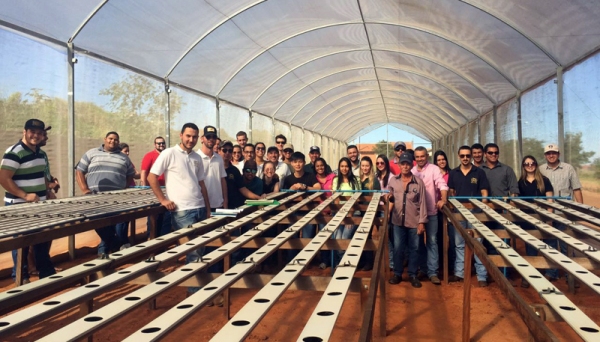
[171,207,208,264]
[454,220,487,281]
[171,207,207,293]
[7,201,56,280]
[95,225,119,255]
[391,225,419,277]
[418,215,439,277]
[333,224,357,265]
[115,222,129,247]
[147,212,172,239]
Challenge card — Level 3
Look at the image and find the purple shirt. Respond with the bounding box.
[412,162,449,216]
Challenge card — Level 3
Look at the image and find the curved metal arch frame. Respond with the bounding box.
[251,46,498,114]
[459,0,561,66]
[313,90,456,130]
[297,78,473,129]
[271,66,472,125]
[387,122,431,141]
[316,95,453,135]
[332,111,440,141]
[165,1,267,77]
[68,0,109,43]
[350,122,430,143]
[310,95,385,127]
[327,107,442,140]
[215,19,529,99]
[296,86,381,124]
[380,99,455,130]
[298,86,460,131]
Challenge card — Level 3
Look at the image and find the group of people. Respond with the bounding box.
[1,119,584,292]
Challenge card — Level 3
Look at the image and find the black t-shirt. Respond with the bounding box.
[263,175,279,194]
[225,165,245,208]
[283,172,319,190]
[303,163,332,174]
[518,176,554,198]
[447,165,490,198]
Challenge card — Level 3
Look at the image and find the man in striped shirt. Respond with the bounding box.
[0,119,56,283]
[76,131,135,255]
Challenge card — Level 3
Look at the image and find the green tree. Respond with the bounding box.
[372,140,394,159]
[592,158,600,178]
[564,132,595,169]
[521,137,545,163]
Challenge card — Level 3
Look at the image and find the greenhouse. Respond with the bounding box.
[1,1,600,341]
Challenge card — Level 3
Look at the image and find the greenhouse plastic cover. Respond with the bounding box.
[1,0,599,141]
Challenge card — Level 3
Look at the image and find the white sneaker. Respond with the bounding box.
[120,243,131,251]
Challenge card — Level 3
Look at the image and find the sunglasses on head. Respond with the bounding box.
[221,148,233,153]
[523,162,536,167]
[459,154,471,159]
[243,168,257,173]
[486,151,499,155]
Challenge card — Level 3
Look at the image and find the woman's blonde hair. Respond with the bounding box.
[360,156,376,190]
[519,155,545,194]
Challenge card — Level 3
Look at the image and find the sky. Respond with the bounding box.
[348,124,431,148]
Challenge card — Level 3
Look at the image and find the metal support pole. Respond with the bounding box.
[462,230,473,342]
[477,117,481,143]
[556,67,565,155]
[67,42,76,260]
[248,110,253,142]
[164,79,171,148]
[216,97,221,136]
[492,105,498,144]
[516,91,523,168]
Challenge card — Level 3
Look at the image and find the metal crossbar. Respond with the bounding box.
[491,200,600,263]
[298,193,381,341]
[210,193,363,342]
[451,200,600,341]
[123,192,343,341]
[512,199,600,243]
[535,199,600,229]
[474,200,600,296]
[37,192,311,342]
[556,199,600,218]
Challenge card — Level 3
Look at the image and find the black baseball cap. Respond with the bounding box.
[309,146,320,153]
[203,125,219,138]
[267,146,279,153]
[399,152,414,164]
[24,119,46,131]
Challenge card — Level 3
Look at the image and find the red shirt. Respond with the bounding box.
[141,150,165,186]
[389,160,400,175]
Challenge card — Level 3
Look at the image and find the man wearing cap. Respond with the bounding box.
[198,126,228,211]
[412,146,448,285]
[346,145,361,176]
[303,146,332,174]
[141,136,171,238]
[386,152,427,288]
[266,145,291,188]
[0,119,56,283]
[540,144,583,203]
[447,145,490,287]
[540,143,583,280]
[76,131,136,255]
[282,143,294,165]
[390,141,406,175]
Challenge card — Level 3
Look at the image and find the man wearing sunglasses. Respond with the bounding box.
[389,141,405,175]
[241,160,266,199]
[140,136,171,238]
[447,145,490,287]
[480,143,519,197]
[275,134,287,161]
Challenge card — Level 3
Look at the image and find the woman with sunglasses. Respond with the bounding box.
[261,161,280,194]
[518,155,555,287]
[375,154,395,269]
[255,142,266,174]
[232,144,244,172]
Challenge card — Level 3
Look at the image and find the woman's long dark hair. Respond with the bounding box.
[433,150,450,173]
[313,157,331,176]
[376,154,391,188]
[336,157,358,190]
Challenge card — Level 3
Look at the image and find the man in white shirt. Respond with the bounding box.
[198,125,227,210]
[148,123,211,285]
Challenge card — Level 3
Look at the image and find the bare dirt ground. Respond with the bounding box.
[1,192,600,341]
